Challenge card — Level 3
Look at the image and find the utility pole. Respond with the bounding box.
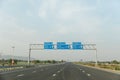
[0,51,2,65]
[12,46,15,66]
[95,48,98,67]
[28,48,31,66]
[28,44,31,66]
[0,51,2,60]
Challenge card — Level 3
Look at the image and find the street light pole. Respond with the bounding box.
[12,46,15,66]
[28,44,31,66]
[28,48,31,66]
[95,48,98,67]
[0,51,2,60]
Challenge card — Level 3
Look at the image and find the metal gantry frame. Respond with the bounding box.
[28,43,98,66]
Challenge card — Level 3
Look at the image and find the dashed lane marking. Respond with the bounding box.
[52,74,56,77]
[32,71,36,73]
[80,69,82,70]
[87,73,91,76]
[57,71,60,73]
[17,74,24,77]
[82,70,85,73]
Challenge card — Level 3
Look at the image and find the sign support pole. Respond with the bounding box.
[28,43,97,66]
[28,44,31,66]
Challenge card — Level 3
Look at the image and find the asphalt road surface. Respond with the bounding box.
[0,63,120,80]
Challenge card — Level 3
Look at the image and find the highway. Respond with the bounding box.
[0,63,120,80]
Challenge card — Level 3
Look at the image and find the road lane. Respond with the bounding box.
[0,63,120,80]
[76,64,120,80]
[54,63,91,80]
[0,64,65,80]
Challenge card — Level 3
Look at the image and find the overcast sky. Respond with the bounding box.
[0,0,120,61]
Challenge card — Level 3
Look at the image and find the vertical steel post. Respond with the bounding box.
[12,46,15,66]
[0,51,2,60]
[95,49,98,67]
[28,44,31,66]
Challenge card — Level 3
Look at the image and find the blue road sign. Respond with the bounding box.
[72,42,83,50]
[44,42,83,50]
[57,42,70,49]
[44,42,54,49]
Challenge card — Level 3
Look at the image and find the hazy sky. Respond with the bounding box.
[0,0,120,61]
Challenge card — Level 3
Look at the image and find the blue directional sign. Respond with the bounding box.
[72,42,83,50]
[44,42,83,50]
[57,42,70,49]
[44,42,54,49]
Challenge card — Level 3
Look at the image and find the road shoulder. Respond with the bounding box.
[76,64,120,75]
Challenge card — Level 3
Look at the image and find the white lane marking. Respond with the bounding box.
[87,73,91,76]
[82,70,85,73]
[80,69,82,70]
[17,74,24,77]
[52,74,56,77]
[32,71,36,73]
[57,71,60,73]
[60,68,64,71]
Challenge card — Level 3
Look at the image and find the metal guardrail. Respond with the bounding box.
[0,66,23,72]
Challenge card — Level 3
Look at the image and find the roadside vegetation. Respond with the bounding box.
[75,60,120,71]
[0,59,65,66]
[0,59,65,72]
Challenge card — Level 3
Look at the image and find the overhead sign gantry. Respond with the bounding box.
[28,42,97,66]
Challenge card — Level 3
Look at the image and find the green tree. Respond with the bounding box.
[52,60,56,64]
[47,60,51,63]
[1,59,5,66]
[14,59,18,64]
[33,60,40,64]
[112,60,119,64]
[8,59,12,65]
